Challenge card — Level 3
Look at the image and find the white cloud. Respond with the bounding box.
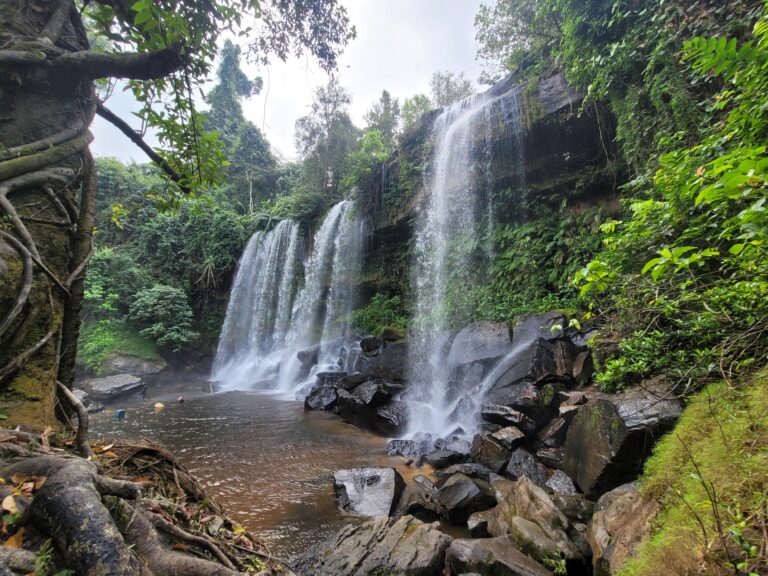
[92,0,483,162]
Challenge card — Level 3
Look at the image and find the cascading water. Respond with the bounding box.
[277,200,364,395]
[406,85,526,441]
[212,200,362,396]
[212,220,301,390]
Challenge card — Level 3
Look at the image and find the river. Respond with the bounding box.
[89,375,412,558]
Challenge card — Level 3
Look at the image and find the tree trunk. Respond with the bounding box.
[0,0,95,429]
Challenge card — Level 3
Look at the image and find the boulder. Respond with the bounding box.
[352,380,392,407]
[536,447,565,470]
[480,403,537,435]
[487,476,584,565]
[72,389,105,414]
[302,515,451,576]
[445,537,552,576]
[487,379,566,427]
[315,371,346,386]
[446,321,512,371]
[388,435,431,460]
[510,312,566,346]
[297,344,320,367]
[564,382,682,498]
[538,417,568,448]
[421,450,464,469]
[572,350,594,386]
[545,470,579,495]
[333,468,405,517]
[83,374,145,401]
[381,327,406,341]
[469,434,510,473]
[354,341,407,381]
[505,448,548,486]
[98,353,167,377]
[334,372,369,391]
[434,473,495,524]
[467,509,493,537]
[393,483,440,520]
[375,401,408,436]
[434,463,495,484]
[551,493,594,524]
[491,426,526,451]
[335,391,408,436]
[304,382,338,411]
[589,483,658,576]
[360,335,381,353]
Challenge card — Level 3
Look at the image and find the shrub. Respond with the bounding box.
[129,284,199,352]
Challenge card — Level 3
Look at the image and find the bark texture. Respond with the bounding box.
[0,0,95,428]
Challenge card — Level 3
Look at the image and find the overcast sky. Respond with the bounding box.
[91,0,485,162]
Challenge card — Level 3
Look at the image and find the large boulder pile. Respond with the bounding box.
[301,312,681,575]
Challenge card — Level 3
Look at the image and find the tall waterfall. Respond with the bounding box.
[406,86,525,439]
[212,220,301,389]
[212,200,362,395]
[278,200,363,394]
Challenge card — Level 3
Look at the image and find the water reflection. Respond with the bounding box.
[90,383,406,557]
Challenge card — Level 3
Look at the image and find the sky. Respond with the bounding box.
[91,0,485,162]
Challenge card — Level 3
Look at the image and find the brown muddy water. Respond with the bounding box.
[89,375,420,558]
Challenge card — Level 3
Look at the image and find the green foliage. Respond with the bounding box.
[85,0,354,196]
[343,130,389,195]
[575,9,768,390]
[83,248,151,320]
[400,94,432,129]
[130,285,199,352]
[352,293,408,334]
[205,40,277,213]
[429,70,474,108]
[364,90,400,151]
[294,77,359,199]
[78,320,160,373]
[620,369,768,576]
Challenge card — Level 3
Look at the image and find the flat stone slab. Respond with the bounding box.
[333,467,404,517]
[84,374,146,401]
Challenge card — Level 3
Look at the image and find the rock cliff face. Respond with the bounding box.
[357,72,621,301]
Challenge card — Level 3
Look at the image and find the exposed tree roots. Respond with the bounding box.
[0,432,292,575]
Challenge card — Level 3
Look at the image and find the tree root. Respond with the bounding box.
[55,380,93,458]
[0,231,32,343]
[146,512,238,570]
[0,547,36,573]
[0,442,292,575]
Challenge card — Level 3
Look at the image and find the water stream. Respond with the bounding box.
[212,200,362,397]
[406,86,526,441]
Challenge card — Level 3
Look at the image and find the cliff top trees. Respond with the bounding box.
[295,76,359,202]
[0,0,353,426]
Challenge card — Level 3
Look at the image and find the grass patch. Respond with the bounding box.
[620,369,768,576]
[78,319,161,374]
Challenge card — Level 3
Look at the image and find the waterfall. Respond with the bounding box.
[406,86,525,440]
[212,200,362,395]
[277,200,363,394]
[212,220,302,389]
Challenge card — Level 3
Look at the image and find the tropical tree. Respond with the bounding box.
[430,70,474,107]
[401,93,433,129]
[364,89,400,151]
[295,76,359,196]
[205,39,277,212]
